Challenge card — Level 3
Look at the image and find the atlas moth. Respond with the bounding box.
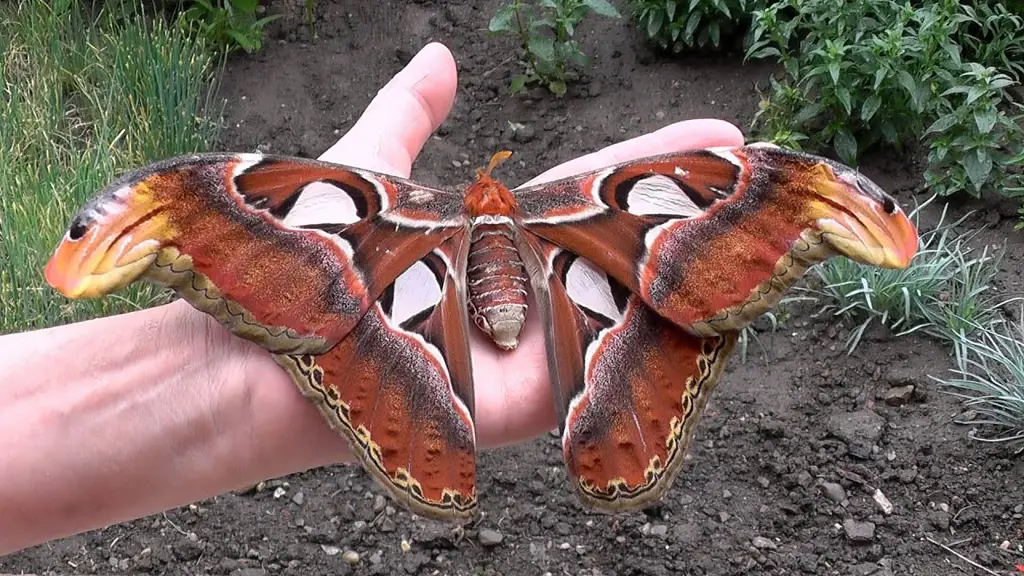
[45,143,918,521]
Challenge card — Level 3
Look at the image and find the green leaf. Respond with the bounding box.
[828,62,842,85]
[862,94,881,122]
[582,0,621,18]
[873,67,887,91]
[897,70,917,99]
[794,101,823,125]
[963,148,993,190]
[226,29,257,52]
[836,86,852,116]
[834,129,858,165]
[489,5,515,32]
[750,46,781,59]
[709,22,720,47]
[233,0,259,13]
[942,41,962,68]
[530,16,557,30]
[648,8,665,37]
[684,10,702,39]
[549,79,567,96]
[975,108,998,135]
[528,35,556,62]
[925,114,958,135]
[966,86,988,106]
[666,0,677,21]
[510,74,528,94]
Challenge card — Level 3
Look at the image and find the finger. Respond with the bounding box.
[521,118,745,187]
[318,42,458,177]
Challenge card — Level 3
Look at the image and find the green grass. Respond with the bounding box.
[802,196,1016,362]
[935,312,1024,448]
[0,0,223,334]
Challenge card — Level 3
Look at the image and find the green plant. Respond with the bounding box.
[304,0,318,37]
[632,0,763,53]
[747,0,970,165]
[936,314,1024,448]
[750,75,812,150]
[489,0,621,96]
[923,64,1024,198]
[180,0,279,54]
[803,197,1014,357]
[957,1,1024,82]
[0,0,222,333]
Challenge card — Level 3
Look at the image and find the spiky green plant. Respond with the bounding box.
[803,196,1015,357]
[936,314,1024,448]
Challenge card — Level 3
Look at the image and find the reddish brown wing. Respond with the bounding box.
[44,153,465,354]
[516,232,737,512]
[274,232,478,521]
[515,145,916,337]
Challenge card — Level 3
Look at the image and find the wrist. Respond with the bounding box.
[0,298,351,554]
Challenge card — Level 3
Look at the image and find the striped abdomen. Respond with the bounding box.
[466,222,528,350]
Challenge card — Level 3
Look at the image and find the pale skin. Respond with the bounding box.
[0,42,745,554]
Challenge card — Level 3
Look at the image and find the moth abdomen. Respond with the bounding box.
[466,223,528,350]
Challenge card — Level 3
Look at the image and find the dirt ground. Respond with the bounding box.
[5,0,1024,574]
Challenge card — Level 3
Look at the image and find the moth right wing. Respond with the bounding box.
[44,153,466,355]
[516,231,738,513]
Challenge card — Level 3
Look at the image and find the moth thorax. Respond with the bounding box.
[466,222,528,350]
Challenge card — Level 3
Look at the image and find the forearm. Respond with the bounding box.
[0,300,351,554]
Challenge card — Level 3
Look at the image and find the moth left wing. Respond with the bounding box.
[515,231,737,512]
[274,231,478,521]
[44,153,465,355]
[515,145,917,337]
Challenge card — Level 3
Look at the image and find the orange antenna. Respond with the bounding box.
[477,150,513,179]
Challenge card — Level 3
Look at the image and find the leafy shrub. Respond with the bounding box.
[923,64,1024,198]
[631,0,764,53]
[957,1,1024,82]
[180,0,280,54]
[490,0,621,96]
[746,0,966,164]
[746,0,1024,213]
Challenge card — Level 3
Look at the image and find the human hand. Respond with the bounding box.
[213,42,746,478]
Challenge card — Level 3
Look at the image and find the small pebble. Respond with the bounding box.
[873,489,894,515]
[479,529,504,547]
[342,550,360,565]
[752,536,777,550]
[843,519,876,543]
[821,482,847,503]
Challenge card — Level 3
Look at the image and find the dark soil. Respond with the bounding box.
[5,1,1024,574]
